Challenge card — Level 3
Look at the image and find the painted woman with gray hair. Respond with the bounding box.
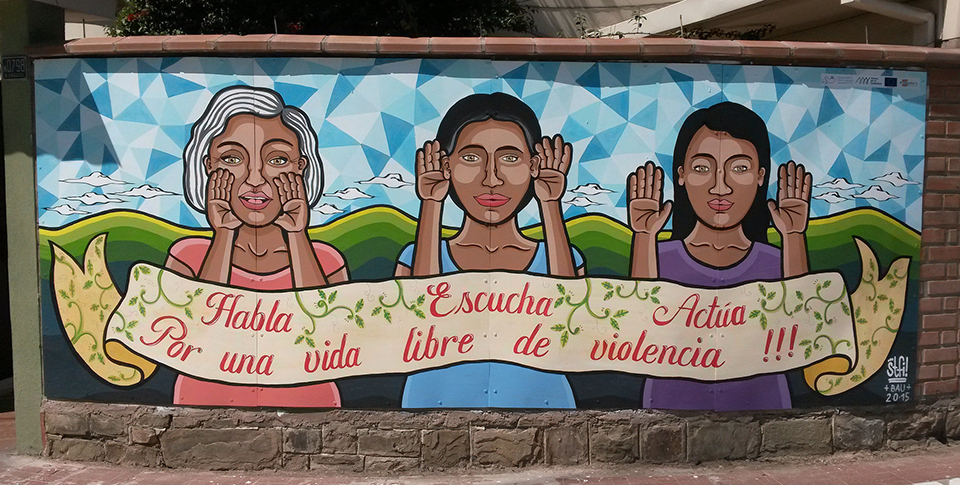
[165,86,348,408]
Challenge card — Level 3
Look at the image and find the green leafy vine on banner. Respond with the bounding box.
[373,280,426,324]
[132,267,202,321]
[54,238,115,361]
[104,312,145,382]
[551,280,629,347]
[613,281,662,304]
[859,262,908,362]
[749,278,851,360]
[821,258,908,394]
[111,310,139,344]
[294,289,361,347]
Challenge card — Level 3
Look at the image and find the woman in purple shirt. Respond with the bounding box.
[626,102,813,411]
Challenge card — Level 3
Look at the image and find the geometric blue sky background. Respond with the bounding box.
[35,58,926,230]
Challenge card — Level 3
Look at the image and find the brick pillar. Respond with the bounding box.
[918,67,960,399]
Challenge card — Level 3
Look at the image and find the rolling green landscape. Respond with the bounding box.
[39,206,920,284]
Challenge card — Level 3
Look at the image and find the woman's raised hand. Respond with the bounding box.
[416,140,450,202]
[627,162,672,235]
[768,161,812,235]
[206,168,241,232]
[533,134,572,202]
[274,172,310,233]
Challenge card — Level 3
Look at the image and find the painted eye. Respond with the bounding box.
[461,153,481,163]
[693,164,711,173]
[220,156,242,165]
[731,164,749,173]
[267,156,289,166]
[501,154,520,163]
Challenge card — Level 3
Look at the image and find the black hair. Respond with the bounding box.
[435,93,541,224]
[670,102,772,242]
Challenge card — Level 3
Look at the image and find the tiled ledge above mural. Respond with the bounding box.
[27,35,960,66]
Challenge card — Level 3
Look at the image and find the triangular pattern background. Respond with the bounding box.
[35,58,926,230]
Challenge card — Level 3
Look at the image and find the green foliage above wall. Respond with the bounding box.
[108,0,535,37]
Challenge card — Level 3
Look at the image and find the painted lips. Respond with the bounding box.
[239,192,272,210]
[474,194,511,207]
[707,198,733,211]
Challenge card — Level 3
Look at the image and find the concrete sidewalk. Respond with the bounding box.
[1,411,958,485]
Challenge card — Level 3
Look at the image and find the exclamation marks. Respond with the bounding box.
[764,325,799,362]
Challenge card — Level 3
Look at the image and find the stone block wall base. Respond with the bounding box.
[40,399,960,472]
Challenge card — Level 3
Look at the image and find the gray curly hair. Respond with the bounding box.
[182,85,323,213]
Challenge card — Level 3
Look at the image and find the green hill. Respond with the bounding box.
[40,206,919,283]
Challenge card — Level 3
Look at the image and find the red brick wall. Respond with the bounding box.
[919,68,960,399]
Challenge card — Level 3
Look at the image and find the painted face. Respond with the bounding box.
[449,119,533,225]
[205,114,305,227]
[678,126,765,230]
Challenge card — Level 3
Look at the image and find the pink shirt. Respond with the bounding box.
[167,237,345,408]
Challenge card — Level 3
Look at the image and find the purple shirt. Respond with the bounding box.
[642,240,792,411]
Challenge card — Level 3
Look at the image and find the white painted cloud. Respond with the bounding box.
[852,185,898,201]
[570,183,613,196]
[813,191,848,204]
[65,192,125,205]
[313,203,344,215]
[871,172,919,187]
[324,187,373,200]
[46,204,88,215]
[112,184,178,199]
[60,171,127,187]
[564,196,600,207]
[814,178,863,191]
[358,173,413,188]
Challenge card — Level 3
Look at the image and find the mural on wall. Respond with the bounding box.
[35,58,925,410]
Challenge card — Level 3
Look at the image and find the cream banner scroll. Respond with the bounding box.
[52,235,908,395]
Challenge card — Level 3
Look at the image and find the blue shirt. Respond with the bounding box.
[397,240,583,408]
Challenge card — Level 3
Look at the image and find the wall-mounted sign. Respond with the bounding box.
[2,56,27,79]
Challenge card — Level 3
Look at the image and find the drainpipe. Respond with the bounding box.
[840,0,936,46]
